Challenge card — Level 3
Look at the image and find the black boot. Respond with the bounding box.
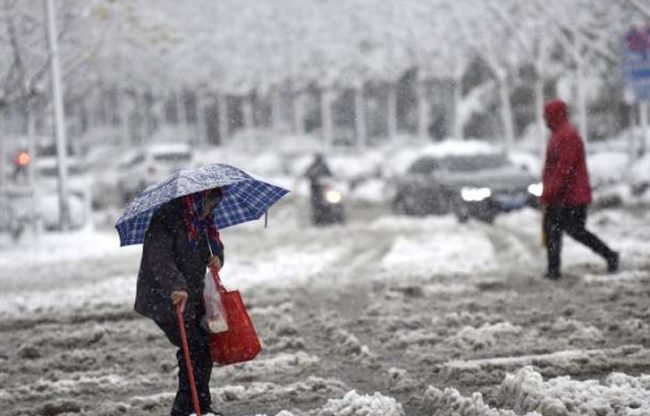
[607,251,620,274]
[544,270,561,280]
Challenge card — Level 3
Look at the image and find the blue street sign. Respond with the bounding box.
[623,23,650,101]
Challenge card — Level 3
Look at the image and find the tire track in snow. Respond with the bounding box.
[475,220,545,277]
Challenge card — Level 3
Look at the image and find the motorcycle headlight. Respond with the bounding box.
[325,190,342,204]
[461,187,492,202]
[528,183,543,197]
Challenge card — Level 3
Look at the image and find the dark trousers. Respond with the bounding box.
[155,311,213,416]
[543,204,615,275]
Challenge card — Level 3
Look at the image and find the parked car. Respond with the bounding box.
[392,152,541,223]
[116,143,194,203]
[629,154,650,197]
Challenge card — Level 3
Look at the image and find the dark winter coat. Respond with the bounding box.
[540,100,592,206]
[134,198,225,323]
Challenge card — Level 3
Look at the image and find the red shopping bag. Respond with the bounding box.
[208,265,261,365]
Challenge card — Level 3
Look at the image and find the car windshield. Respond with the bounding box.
[441,154,510,172]
[153,152,192,163]
[408,157,440,174]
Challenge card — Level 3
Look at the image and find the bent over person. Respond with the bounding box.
[540,100,619,279]
[135,188,225,416]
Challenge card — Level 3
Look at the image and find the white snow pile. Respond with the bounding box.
[424,366,650,415]
[499,366,650,416]
[316,390,404,416]
[422,386,542,416]
[444,322,522,351]
[549,317,604,344]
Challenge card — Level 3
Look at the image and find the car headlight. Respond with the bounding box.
[527,183,543,197]
[461,187,492,202]
[325,190,342,204]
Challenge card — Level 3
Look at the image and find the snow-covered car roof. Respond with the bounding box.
[146,142,192,156]
[385,140,504,177]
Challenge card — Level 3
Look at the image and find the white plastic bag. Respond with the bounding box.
[203,270,228,334]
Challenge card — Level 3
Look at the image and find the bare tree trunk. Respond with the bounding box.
[117,89,130,148]
[498,76,515,153]
[417,77,430,142]
[320,88,334,150]
[387,82,398,139]
[293,90,306,136]
[242,93,254,131]
[574,44,588,144]
[641,101,649,157]
[178,90,190,142]
[534,70,546,160]
[137,90,147,144]
[628,102,638,162]
[271,86,283,132]
[0,111,6,189]
[453,75,463,140]
[354,84,367,150]
[217,94,229,145]
[195,94,206,146]
[144,91,156,140]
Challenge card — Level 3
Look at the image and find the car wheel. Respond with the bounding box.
[394,195,413,216]
[480,210,496,224]
[455,207,469,223]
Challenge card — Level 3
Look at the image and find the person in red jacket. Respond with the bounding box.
[540,100,619,279]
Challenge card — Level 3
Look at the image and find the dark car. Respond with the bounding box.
[392,153,541,223]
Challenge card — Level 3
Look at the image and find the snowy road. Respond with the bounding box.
[1,201,650,416]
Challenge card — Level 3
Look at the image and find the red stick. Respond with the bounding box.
[176,304,202,416]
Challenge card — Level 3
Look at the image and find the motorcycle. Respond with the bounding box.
[310,177,346,226]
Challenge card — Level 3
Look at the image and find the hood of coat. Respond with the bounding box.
[544,100,569,133]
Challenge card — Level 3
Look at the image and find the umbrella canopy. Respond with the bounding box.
[115,162,289,246]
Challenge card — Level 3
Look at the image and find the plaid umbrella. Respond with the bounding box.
[115,162,289,246]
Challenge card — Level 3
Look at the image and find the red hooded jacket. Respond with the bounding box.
[540,100,592,206]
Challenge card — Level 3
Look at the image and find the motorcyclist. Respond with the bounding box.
[304,153,333,225]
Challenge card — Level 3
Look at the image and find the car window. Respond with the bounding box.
[408,157,441,174]
[441,154,510,172]
[38,163,82,177]
[127,154,145,167]
[153,152,192,163]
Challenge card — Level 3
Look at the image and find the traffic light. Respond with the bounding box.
[12,150,30,181]
[16,151,30,167]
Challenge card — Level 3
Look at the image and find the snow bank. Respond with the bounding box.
[317,390,404,416]
[500,366,650,416]
[422,386,542,416]
[425,366,650,416]
[444,322,523,351]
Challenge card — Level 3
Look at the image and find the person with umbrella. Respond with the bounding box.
[134,187,224,416]
[116,163,289,416]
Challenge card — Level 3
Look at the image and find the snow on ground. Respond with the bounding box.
[380,218,497,276]
[2,140,650,415]
[0,227,136,267]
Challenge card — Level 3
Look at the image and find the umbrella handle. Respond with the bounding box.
[176,304,202,416]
